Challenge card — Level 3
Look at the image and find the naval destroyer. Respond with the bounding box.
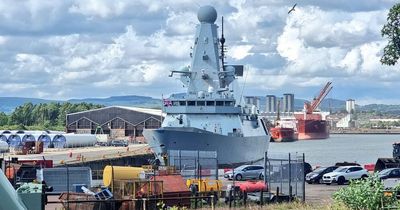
[143,6,270,166]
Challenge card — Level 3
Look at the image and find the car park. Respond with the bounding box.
[322,166,368,185]
[224,165,264,181]
[306,166,338,184]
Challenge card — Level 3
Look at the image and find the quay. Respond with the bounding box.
[330,128,400,134]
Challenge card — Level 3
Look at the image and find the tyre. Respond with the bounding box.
[235,174,243,181]
[337,176,345,185]
[325,183,331,185]
[259,173,264,180]
[361,174,368,179]
[307,181,312,184]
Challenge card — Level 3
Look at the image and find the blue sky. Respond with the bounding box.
[0,0,399,105]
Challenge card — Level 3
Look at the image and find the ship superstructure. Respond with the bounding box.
[143,6,270,166]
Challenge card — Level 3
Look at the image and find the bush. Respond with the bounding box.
[333,175,399,210]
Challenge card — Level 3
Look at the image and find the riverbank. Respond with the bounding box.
[330,128,400,134]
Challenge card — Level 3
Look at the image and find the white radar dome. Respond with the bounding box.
[197,6,217,23]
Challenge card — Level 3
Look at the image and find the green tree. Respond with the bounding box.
[381,3,400,65]
[0,112,8,126]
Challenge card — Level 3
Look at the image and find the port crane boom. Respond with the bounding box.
[304,82,332,114]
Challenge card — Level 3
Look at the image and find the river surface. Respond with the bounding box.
[268,134,400,167]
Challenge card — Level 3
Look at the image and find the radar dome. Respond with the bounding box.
[197,6,217,23]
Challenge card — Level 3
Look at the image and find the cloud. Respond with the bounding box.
[0,0,399,103]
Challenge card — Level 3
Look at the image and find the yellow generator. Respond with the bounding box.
[186,179,222,193]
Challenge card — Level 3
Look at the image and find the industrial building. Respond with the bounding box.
[266,95,277,113]
[346,99,355,114]
[66,106,163,140]
[337,99,357,128]
[245,96,260,108]
[283,93,294,113]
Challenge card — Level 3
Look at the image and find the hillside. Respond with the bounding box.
[0,95,161,113]
[1,95,399,114]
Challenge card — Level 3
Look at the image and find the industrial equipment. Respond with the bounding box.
[186,178,222,193]
[102,166,145,187]
[14,141,44,155]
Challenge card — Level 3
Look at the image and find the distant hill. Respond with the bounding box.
[0,95,161,113]
[68,95,161,108]
[258,96,345,112]
[0,97,58,113]
[0,95,400,114]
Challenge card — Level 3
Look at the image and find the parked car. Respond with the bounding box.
[306,166,338,184]
[261,162,313,181]
[322,166,368,185]
[377,168,400,180]
[224,165,264,181]
[110,140,128,147]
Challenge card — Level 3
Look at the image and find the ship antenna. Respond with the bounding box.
[238,66,249,106]
[220,16,226,72]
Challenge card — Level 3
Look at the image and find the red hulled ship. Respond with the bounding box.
[295,82,332,140]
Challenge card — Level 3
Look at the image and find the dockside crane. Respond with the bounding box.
[304,82,333,114]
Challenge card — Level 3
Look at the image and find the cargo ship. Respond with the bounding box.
[295,82,332,140]
[294,113,329,140]
[270,127,298,142]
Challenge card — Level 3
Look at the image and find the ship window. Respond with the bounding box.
[197,101,205,106]
[179,101,186,106]
[206,101,215,106]
[188,101,195,106]
[172,101,179,106]
[216,101,224,106]
[225,101,234,106]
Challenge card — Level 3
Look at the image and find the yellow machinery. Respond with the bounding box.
[186,179,222,193]
[103,166,145,187]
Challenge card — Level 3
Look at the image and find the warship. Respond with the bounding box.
[143,6,270,166]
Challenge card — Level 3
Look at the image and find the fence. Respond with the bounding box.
[168,150,218,180]
[48,194,217,210]
[264,152,306,202]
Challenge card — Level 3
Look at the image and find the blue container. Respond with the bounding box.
[73,184,87,193]
[95,189,113,200]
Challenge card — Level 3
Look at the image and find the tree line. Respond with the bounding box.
[0,102,103,131]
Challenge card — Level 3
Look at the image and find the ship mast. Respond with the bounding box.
[220,16,226,72]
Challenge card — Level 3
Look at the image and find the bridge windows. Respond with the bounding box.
[197,101,205,106]
[216,101,224,106]
[206,101,215,106]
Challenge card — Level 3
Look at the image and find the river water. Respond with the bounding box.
[268,134,400,167]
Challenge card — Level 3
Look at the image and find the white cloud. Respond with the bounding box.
[0,0,399,103]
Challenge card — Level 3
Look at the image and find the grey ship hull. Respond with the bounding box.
[143,127,269,166]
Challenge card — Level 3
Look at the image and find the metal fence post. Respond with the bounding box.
[66,165,69,210]
[288,153,292,201]
[302,153,306,203]
[211,195,215,210]
[142,198,146,210]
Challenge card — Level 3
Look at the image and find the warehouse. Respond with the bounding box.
[66,106,163,140]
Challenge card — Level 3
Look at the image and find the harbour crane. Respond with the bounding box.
[304,82,333,114]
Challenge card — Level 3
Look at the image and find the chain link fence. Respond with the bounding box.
[168,150,218,180]
[264,152,306,202]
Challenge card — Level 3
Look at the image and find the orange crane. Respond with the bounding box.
[304,82,333,114]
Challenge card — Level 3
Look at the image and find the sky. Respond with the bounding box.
[0,0,399,105]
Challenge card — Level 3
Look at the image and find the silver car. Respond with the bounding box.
[224,165,264,181]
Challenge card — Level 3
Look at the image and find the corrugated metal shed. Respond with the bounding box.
[66,106,163,138]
